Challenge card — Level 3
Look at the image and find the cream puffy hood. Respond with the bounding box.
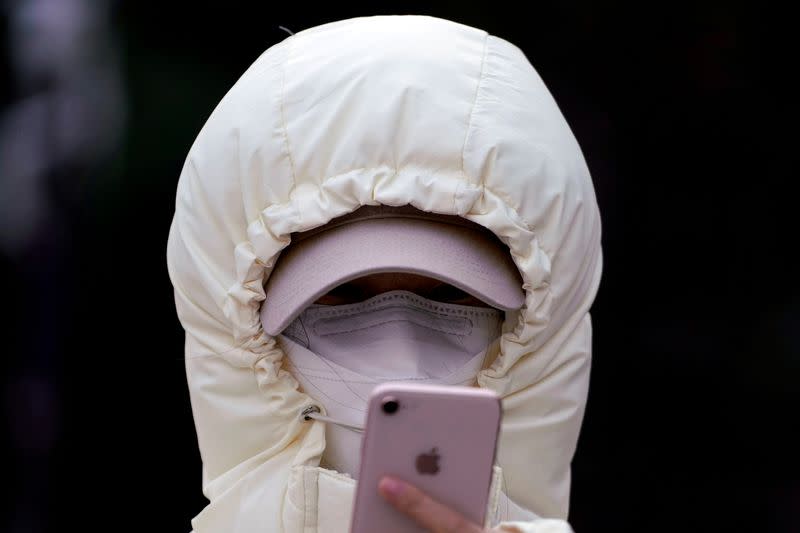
[167,14,602,533]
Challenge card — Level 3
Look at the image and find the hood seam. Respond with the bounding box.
[461,31,490,186]
[279,35,298,192]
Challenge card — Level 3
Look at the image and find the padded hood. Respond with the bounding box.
[167,14,602,532]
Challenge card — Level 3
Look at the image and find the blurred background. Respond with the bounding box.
[1,1,796,532]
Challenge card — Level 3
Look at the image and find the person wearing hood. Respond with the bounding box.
[167,14,602,533]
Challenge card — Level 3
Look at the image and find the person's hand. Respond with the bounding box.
[378,475,495,533]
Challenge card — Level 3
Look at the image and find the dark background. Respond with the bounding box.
[1,2,797,532]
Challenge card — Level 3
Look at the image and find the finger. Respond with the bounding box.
[378,476,485,533]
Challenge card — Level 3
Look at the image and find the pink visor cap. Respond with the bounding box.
[260,205,525,336]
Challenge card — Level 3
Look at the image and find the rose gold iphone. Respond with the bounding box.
[350,382,502,533]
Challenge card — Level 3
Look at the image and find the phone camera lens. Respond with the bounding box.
[382,398,399,415]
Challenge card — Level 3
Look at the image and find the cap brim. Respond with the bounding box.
[260,217,524,335]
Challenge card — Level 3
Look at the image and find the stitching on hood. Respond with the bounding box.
[461,31,489,187]
[279,35,298,191]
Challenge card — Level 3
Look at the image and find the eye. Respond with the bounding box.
[314,281,367,304]
[427,284,476,303]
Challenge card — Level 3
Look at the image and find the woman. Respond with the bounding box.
[167,14,602,532]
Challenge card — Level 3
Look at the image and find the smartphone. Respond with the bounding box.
[350,382,502,533]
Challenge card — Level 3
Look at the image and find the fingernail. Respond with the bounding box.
[379,476,405,499]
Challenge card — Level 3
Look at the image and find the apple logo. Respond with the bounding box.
[415,447,440,475]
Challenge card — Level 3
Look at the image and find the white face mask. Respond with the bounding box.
[277,289,503,478]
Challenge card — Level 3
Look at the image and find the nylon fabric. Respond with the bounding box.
[167,14,601,533]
